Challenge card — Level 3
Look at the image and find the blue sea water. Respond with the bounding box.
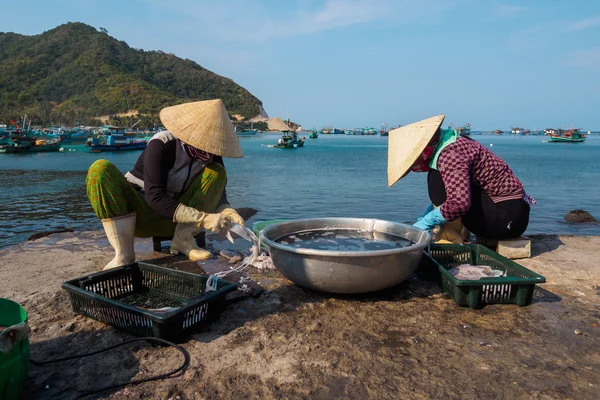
[1,133,599,249]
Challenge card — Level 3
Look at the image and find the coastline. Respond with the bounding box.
[1,231,598,399]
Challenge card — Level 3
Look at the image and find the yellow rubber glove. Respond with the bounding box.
[173,204,230,234]
[216,204,245,226]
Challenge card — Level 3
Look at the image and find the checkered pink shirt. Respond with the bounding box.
[437,137,525,221]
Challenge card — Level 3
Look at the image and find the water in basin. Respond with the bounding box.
[274,228,413,251]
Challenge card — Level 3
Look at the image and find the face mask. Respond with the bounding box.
[411,145,433,172]
[184,144,214,162]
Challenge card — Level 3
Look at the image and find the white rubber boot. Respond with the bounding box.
[101,213,136,270]
[170,223,212,261]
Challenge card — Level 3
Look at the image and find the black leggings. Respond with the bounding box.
[427,170,530,239]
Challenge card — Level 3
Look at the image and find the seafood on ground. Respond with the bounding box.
[251,253,276,271]
[219,249,238,260]
[228,255,243,264]
[448,264,506,280]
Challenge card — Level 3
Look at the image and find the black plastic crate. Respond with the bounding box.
[62,262,237,342]
[425,244,546,309]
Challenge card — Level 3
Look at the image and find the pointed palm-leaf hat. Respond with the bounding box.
[387,114,445,187]
[159,99,243,158]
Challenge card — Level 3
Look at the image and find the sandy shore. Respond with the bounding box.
[1,232,599,399]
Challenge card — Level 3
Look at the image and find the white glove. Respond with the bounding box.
[173,204,230,235]
[216,204,245,226]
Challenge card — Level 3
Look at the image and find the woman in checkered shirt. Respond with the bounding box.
[388,115,532,243]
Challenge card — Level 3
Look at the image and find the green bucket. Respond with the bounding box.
[252,219,290,236]
[0,298,29,400]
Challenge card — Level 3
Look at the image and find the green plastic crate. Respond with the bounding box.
[0,298,29,400]
[427,244,546,309]
[62,262,236,343]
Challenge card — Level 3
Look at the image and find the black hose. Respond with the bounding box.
[30,337,191,399]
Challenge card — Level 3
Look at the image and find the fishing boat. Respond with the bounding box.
[493,130,503,135]
[379,123,389,136]
[44,126,91,143]
[86,125,147,152]
[309,129,318,139]
[455,123,471,136]
[0,137,62,153]
[549,128,586,143]
[272,130,305,148]
[236,128,258,136]
[510,127,526,135]
[362,127,377,135]
[344,130,356,135]
[320,127,332,135]
[331,128,344,135]
[236,122,259,136]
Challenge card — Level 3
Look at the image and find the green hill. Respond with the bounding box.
[0,22,265,127]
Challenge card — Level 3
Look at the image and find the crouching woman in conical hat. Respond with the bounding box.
[387,115,534,243]
[86,99,245,270]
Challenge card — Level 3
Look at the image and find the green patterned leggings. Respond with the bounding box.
[86,159,226,238]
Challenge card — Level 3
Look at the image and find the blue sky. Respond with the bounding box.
[2,0,600,130]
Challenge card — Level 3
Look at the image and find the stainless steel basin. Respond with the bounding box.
[259,218,431,294]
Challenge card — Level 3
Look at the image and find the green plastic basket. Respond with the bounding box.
[0,298,29,400]
[427,244,546,309]
[62,262,237,343]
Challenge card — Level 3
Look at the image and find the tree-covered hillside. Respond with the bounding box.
[0,22,264,127]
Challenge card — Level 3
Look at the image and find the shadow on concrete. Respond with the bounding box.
[318,278,444,304]
[528,235,565,257]
[532,286,562,304]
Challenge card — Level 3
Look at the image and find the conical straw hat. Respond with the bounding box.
[159,99,243,158]
[387,114,445,187]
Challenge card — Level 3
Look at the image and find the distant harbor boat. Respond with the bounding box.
[309,129,318,139]
[510,127,530,135]
[379,122,389,136]
[549,128,586,143]
[454,123,471,136]
[272,130,305,148]
[0,136,62,153]
[86,125,147,152]
[236,122,259,136]
[236,129,258,136]
[362,127,377,135]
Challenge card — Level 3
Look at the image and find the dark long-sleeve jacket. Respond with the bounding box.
[125,131,228,219]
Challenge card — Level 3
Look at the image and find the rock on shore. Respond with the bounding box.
[565,209,597,223]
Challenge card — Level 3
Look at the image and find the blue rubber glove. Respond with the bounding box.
[420,203,435,219]
[413,207,447,231]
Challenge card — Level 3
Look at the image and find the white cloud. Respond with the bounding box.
[142,0,471,42]
[564,15,600,32]
[565,47,600,70]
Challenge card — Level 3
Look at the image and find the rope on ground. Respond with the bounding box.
[30,336,190,399]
